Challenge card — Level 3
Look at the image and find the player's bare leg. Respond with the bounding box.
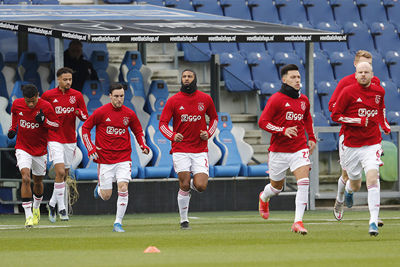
[32,174,44,225]
[366,169,380,236]
[191,172,208,192]
[291,165,310,235]
[178,171,191,229]
[113,181,128,233]
[21,168,33,228]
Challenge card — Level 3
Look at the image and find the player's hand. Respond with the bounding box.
[200,130,209,140]
[174,133,184,142]
[365,117,368,127]
[308,140,316,155]
[35,109,45,124]
[141,145,150,154]
[75,108,87,120]
[88,147,101,160]
[7,130,16,139]
[284,126,298,138]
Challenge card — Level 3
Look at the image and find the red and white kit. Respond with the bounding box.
[82,103,147,164]
[10,98,59,156]
[41,87,88,143]
[159,90,218,153]
[258,92,316,153]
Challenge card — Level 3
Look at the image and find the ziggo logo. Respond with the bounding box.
[181,114,202,122]
[106,126,126,135]
[285,111,304,121]
[55,106,75,114]
[20,120,39,129]
[358,108,378,117]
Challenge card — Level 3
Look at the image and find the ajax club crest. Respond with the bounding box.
[69,96,76,104]
[123,117,129,126]
[198,102,205,111]
[375,95,381,104]
[300,101,306,111]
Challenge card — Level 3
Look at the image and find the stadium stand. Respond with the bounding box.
[331,0,362,27]
[207,131,222,178]
[370,51,390,82]
[276,0,308,25]
[246,52,280,94]
[304,0,336,27]
[28,35,52,63]
[16,52,43,95]
[0,53,8,99]
[313,112,338,152]
[31,0,60,4]
[344,22,376,54]
[329,51,354,80]
[90,50,110,96]
[0,30,18,63]
[381,80,400,113]
[138,0,164,5]
[130,129,153,178]
[192,0,224,16]
[180,43,212,62]
[219,52,254,92]
[144,79,169,114]
[75,123,98,180]
[3,0,30,3]
[210,42,238,55]
[370,22,400,59]
[356,0,389,27]
[165,0,194,11]
[103,0,134,3]
[237,43,266,58]
[386,51,400,87]
[81,80,104,115]
[220,0,252,20]
[266,42,294,58]
[386,0,400,28]
[313,51,335,84]
[315,22,347,57]
[247,0,280,23]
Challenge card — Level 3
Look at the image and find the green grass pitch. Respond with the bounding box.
[1,210,399,266]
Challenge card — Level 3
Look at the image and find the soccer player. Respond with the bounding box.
[258,64,316,235]
[8,84,59,227]
[82,83,149,232]
[329,50,386,226]
[41,67,88,223]
[331,62,390,236]
[159,69,218,230]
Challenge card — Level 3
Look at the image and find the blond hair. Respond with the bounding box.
[354,50,372,62]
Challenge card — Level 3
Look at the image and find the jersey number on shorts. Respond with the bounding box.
[204,158,208,168]
[302,150,309,159]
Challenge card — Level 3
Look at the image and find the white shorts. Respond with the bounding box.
[48,142,76,169]
[268,148,311,181]
[173,152,209,176]
[15,149,47,176]
[338,134,346,170]
[98,161,132,190]
[342,144,383,180]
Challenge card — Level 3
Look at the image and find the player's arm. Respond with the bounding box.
[159,99,178,141]
[379,92,391,134]
[129,112,149,154]
[203,97,218,140]
[331,91,367,127]
[258,96,286,135]
[41,105,60,130]
[82,113,99,160]
[328,79,345,112]
[7,106,18,139]
[304,100,317,154]
[75,93,89,121]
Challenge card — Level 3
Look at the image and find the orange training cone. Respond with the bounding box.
[144,246,161,253]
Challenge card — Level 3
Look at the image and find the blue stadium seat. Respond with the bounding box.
[246,52,280,94]
[329,51,354,80]
[370,22,400,59]
[145,112,174,178]
[75,123,99,181]
[119,51,146,101]
[316,80,338,123]
[238,43,266,58]
[276,0,308,25]
[165,0,194,11]
[104,0,134,3]
[370,51,390,82]
[343,22,376,54]
[0,30,18,63]
[331,0,362,27]
[0,53,8,99]
[212,113,242,177]
[303,0,336,26]
[316,22,347,57]
[220,52,254,92]
[17,52,43,95]
[313,92,323,114]
[31,0,59,4]
[356,0,389,27]
[313,51,335,84]
[381,80,400,112]
[220,0,252,20]
[247,0,280,23]
[0,96,14,147]
[387,111,400,125]
[290,21,318,61]
[192,0,224,16]
[82,80,104,115]
[313,112,338,151]
[181,43,212,62]
[3,0,30,3]
[130,129,153,178]
[137,0,164,5]
[9,81,31,109]
[266,42,294,58]
[28,35,52,62]
[210,42,238,55]
[386,51,400,87]
[144,80,169,114]
[387,1,400,28]
[90,50,110,95]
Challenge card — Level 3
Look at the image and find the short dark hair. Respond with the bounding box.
[56,67,73,77]
[69,40,83,48]
[21,84,38,98]
[109,83,125,94]
[280,64,299,77]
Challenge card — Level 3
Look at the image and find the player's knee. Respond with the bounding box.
[342,170,349,180]
[180,184,190,191]
[101,191,112,200]
[56,169,66,180]
[196,183,207,192]
[21,175,31,185]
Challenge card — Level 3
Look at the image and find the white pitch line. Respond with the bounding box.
[0,225,71,230]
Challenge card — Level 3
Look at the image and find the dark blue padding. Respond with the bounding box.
[144,112,173,178]
[343,22,376,54]
[17,52,43,95]
[192,0,224,16]
[82,80,103,115]
[276,0,308,25]
[165,0,194,11]
[213,112,242,177]
[144,80,169,114]
[75,162,99,181]
[356,0,389,27]
[181,43,211,62]
[0,53,8,99]
[329,51,354,80]
[331,0,362,27]
[119,51,143,82]
[313,51,335,84]
[220,0,252,20]
[0,30,17,63]
[247,52,280,93]
[220,52,253,92]
[313,112,338,152]
[304,0,336,26]
[90,50,110,95]
[248,0,280,23]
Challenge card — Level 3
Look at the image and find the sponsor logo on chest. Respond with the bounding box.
[20,120,39,129]
[55,106,75,114]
